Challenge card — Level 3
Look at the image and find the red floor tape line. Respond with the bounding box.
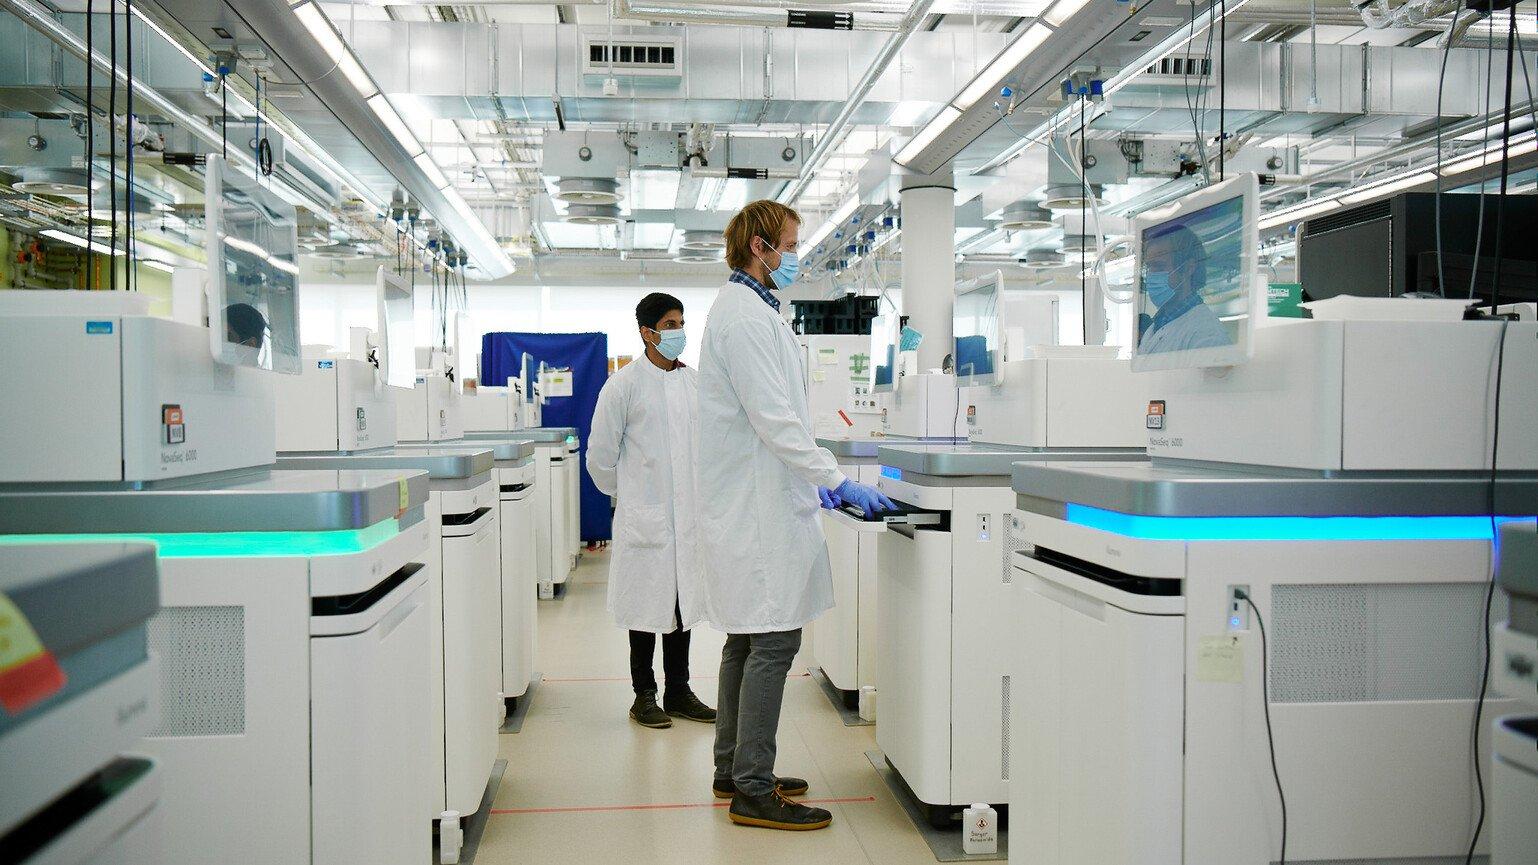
[540,672,813,684]
[491,796,877,816]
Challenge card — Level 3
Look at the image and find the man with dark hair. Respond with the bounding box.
[696,201,893,831]
[586,292,714,729]
[225,302,267,349]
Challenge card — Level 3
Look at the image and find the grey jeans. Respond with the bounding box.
[712,628,803,797]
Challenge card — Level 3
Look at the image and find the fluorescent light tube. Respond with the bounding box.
[269,257,300,276]
[1258,198,1341,230]
[142,259,175,273]
[895,105,962,166]
[337,54,377,99]
[956,23,1052,110]
[294,3,346,64]
[42,229,125,255]
[1044,0,1092,26]
[222,235,268,257]
[1440,134,1538,175]
[1339,170,1438,204]
[367,94,424,157]
[414,153,450,191]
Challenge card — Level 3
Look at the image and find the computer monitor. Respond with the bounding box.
[204,154,302,374]
[869,312,899,394]
[375,267,417,388]
[954,271,1004,385]
[1131,172,1259,372]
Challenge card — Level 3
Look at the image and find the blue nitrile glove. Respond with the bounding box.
[834,478,897,518]
[818,486,843,510]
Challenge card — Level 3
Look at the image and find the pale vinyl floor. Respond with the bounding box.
[475,548,942,865]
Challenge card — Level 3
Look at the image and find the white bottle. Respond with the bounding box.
[962,803,998,856]
[858,685,877,722]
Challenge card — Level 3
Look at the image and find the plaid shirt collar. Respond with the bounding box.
[729,269,780,312]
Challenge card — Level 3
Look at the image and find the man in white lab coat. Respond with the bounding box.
[697,200,894,831]
[1137,222,1233,355]
[587,293,716,730]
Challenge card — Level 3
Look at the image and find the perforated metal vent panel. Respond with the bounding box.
[1271,583,1492,703]
[1000,675,1012,782]
[1002,514,1028,585]
[147,606,246,736]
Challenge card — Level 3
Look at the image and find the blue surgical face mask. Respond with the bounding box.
[647,327,687,361]
[1143,271,1175,307]
[757,241,800,289]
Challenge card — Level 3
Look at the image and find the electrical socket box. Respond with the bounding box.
[1227,585,1250,631]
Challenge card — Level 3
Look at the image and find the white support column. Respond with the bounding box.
[899,175,956,371]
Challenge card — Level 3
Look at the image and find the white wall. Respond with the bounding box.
[299,282,722,378]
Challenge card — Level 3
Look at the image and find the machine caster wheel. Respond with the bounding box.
[438,811,463,864]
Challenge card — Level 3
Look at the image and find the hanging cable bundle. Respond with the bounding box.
[107,0,118,291]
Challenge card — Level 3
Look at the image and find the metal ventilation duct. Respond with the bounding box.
[998,200,1053,230]
[564,203,623,225]
[679,230,726,251]
[1018,249,1071,270]
[554,178,623,205]
[1041,183,1105,211]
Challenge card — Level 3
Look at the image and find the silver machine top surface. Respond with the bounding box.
[0,469,429,533]
[274,446,496,479]
[879,442,1147,478]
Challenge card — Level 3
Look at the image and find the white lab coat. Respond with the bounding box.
[696,282,848,634]
[1141,300,1232,355]
[586,357,706,633]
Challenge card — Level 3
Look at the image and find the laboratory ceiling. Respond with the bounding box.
[0,0,1532,286]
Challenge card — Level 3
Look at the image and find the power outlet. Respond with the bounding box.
[1226,585,1250,631]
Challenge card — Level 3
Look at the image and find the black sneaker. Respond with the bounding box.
[663,688,717,723]
[713,776,810,800]
[728,789,832,831]
[629,690,671,729]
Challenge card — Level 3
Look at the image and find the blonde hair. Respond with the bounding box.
[724,200,801,271]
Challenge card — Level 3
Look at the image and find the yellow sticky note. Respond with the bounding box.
[812,370,827,382]
[1195,634,1244,684]
[397,479,409,513]
[818,348,839,365]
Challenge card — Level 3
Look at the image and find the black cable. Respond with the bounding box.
[1238,590,1287,865]
[1218,0,1226,181]
[1488,8,1519,315]
[107,1,117,292]
[1434,23,1458,297]
[1468,24,1496,300]
[84,1,94,283]
[125,0,135,290]
[1080,96,1088,317]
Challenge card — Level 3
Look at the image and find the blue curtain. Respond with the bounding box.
[481,331,611,542]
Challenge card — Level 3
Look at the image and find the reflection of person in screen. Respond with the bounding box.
[1139,223,1231,354]
[225,302,267,349]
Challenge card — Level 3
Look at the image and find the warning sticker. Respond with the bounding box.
[0,593,68,715]
[1146,399,1166,430]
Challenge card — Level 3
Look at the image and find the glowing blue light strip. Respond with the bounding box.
[1064,504,1536,542]
[881,466,903,481]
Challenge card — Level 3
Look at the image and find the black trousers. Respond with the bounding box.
[630,601,690,696]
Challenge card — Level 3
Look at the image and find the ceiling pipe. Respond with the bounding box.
[776,0,937,206]
[613,0,905,31]
[0,0,336,218]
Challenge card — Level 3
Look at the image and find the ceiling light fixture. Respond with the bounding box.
[41,229,125,255]
[955,24,1052,110]
[366,94,424,156]
[1339,170,1438,204]
[1257,197,1341,230]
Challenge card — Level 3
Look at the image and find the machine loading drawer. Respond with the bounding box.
[826,500,943,533]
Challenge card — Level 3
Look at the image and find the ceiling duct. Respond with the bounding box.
[674,250,725,264]
[1041,183,1105,212]
[1018,249,1071,270]
[9,168,106,197]
[564,203,623,225]
[554,177,623,205]
[679,230,726,251]
[997,200,1054,231]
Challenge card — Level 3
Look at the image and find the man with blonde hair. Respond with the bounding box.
[696,200,894,831]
